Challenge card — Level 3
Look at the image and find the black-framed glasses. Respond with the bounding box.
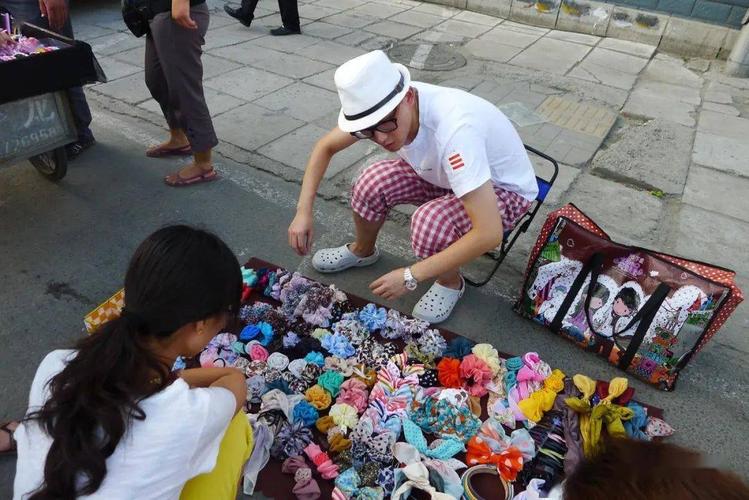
[350,109,399,139]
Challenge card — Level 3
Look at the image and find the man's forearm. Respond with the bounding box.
[410,228,501,282]
[296,146,332,213]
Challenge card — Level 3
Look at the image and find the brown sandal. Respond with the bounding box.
[0,421,18,456]
[146,144,192,158]
[164,168,218,187]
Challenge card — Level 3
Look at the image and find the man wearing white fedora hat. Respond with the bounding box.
[288,50,538,324]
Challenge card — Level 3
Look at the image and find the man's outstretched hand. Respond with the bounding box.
[370,268,408,301]
[288,211,314,256]
[39,0,68,31]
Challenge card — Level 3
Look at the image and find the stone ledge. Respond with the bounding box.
[420,0,739,59]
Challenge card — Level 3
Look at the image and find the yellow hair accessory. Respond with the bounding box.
[601,377,628,404]
[517,369,566,422]
[315,415,335,434]
[472,344,502,377]
[305,384,332,410]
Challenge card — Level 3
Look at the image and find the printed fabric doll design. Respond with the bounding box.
[597,283,645,338]
[563,281,612,343]
[526,257,583,324]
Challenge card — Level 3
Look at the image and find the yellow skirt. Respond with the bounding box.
[180,412,254,500]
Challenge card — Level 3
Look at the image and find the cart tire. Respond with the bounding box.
[30,147,68,181]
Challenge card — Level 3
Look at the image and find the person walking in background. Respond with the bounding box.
[0,0,96,160]
[223,0,300,36]
[145,0,219,187]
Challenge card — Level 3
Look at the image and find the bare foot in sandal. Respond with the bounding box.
[1,421,19,455]
[146,129,191,158]
[164,163,218,187]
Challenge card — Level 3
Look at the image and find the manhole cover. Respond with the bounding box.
[388,43,466,72]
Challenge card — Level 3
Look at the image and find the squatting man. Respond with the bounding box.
[288,50,538,324]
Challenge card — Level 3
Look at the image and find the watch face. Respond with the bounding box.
[405,279,418,291]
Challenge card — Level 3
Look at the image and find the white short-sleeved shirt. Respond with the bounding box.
[13,350,236,500]
[398,82,538,201]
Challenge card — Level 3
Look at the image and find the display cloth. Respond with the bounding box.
[182,258,668,500]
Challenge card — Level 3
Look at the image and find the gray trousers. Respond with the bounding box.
[0,0,94,142]
[145,3,217,153]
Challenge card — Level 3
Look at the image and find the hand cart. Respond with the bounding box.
[0,91,76,180]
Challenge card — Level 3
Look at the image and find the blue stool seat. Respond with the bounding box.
[536,176,552,202]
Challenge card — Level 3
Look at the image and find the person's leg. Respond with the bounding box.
[151,5,219,183]
[272,0,300,34]
[144,21,191,154]
[224,0,258,26]
[180,412,254,500]
[410,185,531,288]
[350,158,449,257]
[59,7,94,147]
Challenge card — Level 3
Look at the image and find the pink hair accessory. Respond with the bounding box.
[304,443,339,479]
[248,341,269,362]
[281,455,321,500]
[336,378,369,414]
[459,354,493,397]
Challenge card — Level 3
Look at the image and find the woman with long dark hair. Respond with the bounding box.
[11,225,252,499]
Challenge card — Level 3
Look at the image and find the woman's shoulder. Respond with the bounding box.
[34,349,76,382]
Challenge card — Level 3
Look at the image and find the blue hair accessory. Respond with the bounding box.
[242,267,258,287]
[443,337,475,360]
[256,321,274,346]
[292,400,319,427]
[267,378,293,395]
[402,419,465,459]
[322,332,356,359]
[358,303,387,332]
[283,331,301,348]
[304,351,325,367]
[624,402,649,440]
[231,341,247,355]
[240,324,260,341]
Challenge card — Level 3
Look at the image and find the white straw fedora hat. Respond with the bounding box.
[335,50,411,133]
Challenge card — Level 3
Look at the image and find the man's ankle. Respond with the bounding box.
[437,276,463,290]
[348,242,374,258]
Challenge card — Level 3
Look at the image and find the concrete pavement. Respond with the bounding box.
[1,0,748,493]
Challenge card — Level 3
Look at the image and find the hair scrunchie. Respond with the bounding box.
[282,455,321,500]
[472,343,502,377]
[304,443,339,479]
[328,432,351,454]
[460,354,493,397]
[336,378,368,414]
[437,357,463,388]
[329,403,359,432]
[247,341,269,362]
[318,370,345,397]
[443,337,475,360]
[272,421,313,460]
[267,352,290,371]
[293,400,319,427]
[316,415,335,434]
[305,384,332,410]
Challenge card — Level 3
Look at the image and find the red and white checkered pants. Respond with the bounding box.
[351,158,533,258]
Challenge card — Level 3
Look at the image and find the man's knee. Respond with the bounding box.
[410,202,454,258]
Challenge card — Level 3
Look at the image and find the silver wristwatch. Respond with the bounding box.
[403,267,418,291]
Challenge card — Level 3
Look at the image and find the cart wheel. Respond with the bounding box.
[30,147,68,181]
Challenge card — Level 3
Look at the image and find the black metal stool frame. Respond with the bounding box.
[464,144,559,287]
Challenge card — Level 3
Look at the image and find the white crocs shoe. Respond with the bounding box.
[311,244,380,273]
[412,278,465,324]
